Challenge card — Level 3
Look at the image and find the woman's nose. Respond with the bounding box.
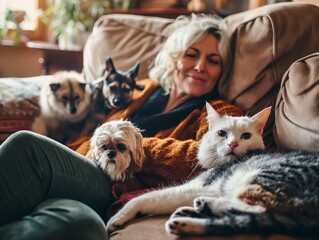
[194,58,205,72]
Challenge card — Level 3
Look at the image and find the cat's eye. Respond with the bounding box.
[102,144,109,150]
[117,143,126,151]
[218,130,227,137]
[241,132,252,139]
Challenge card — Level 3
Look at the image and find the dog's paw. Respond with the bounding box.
[165,217,206,235]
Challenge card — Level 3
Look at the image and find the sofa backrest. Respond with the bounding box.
[82,14,173,82]
[82,2,319,149]
[220,2,319,147]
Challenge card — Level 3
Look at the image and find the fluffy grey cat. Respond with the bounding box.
[107,103,319,236]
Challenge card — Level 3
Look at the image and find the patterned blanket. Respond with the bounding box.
[0,76,51,142]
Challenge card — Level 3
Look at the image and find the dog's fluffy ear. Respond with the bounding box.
[133,125,145,170]
[86,147,95,161]
[86,128,100,164]
[125,123,145,172]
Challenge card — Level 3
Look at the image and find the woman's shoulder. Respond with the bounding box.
[137,78,160,89]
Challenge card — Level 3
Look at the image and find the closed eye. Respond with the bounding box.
[185,53,198,59]
[207,56,221,65]
[241,132,251,139]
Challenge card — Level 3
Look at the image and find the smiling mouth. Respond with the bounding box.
[190,76,206,82]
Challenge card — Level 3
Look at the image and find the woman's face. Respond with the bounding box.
[173,34,222,98]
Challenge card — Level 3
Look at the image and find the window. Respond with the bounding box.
[0,0,46,41]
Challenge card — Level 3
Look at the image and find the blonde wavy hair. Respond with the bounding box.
[149,14,231,94]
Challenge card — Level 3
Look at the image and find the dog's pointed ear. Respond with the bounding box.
[105,57,116,75]
[50,83,61,92]
[128,62,140,80]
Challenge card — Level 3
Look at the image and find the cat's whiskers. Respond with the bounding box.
[188,158,203,178]
[204,151,223,169]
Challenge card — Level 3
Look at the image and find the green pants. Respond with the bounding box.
[0,131,113,240]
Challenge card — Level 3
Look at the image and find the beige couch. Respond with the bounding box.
[0,2,318,239]
[82,2,319,154]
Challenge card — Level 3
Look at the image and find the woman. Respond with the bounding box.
[0,14,242,240]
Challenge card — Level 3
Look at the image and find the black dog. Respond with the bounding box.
[92,57,144,114]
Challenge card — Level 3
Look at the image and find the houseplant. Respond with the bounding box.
[41,0,109,50]
[0,8,26,45]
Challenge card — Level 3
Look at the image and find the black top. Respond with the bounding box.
[129,87,218,137]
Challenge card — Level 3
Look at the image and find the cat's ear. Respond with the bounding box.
[206,102,221,129]
[251,107,272,134]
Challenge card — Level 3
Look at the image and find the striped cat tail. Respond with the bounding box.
[204,211,319,236]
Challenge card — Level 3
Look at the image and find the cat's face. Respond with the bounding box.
[197,103,271,169]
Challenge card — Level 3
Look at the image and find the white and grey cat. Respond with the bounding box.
[107,103,319,236]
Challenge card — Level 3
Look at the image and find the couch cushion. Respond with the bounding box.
[82,14,173,82]
[109,215,312,240]
[274,52,319,151]
[219,2,319,148]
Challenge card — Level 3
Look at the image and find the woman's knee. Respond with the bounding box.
[4,130,40,148]
[0,198,108,240]
[32,199,108,240]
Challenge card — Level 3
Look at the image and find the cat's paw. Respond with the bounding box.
[165,217,206,235]
[106,214,126,233]
[194,196,213,214]
[170,206,201,219]
[193,196,266,216]
[106,202,140,233]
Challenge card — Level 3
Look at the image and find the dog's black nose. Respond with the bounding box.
[107,150,116,158]
[112,98,123,107]
[70,107,77,114]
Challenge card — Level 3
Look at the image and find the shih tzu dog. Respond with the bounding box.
[86,119,145,182]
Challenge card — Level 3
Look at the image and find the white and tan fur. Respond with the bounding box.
[86,119,145,182]
[106,103,271,233]
[31,71,91,143]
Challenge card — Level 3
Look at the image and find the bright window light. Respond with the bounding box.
[0,0,38,30]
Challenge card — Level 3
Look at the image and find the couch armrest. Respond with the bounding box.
[274,53,319,151]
